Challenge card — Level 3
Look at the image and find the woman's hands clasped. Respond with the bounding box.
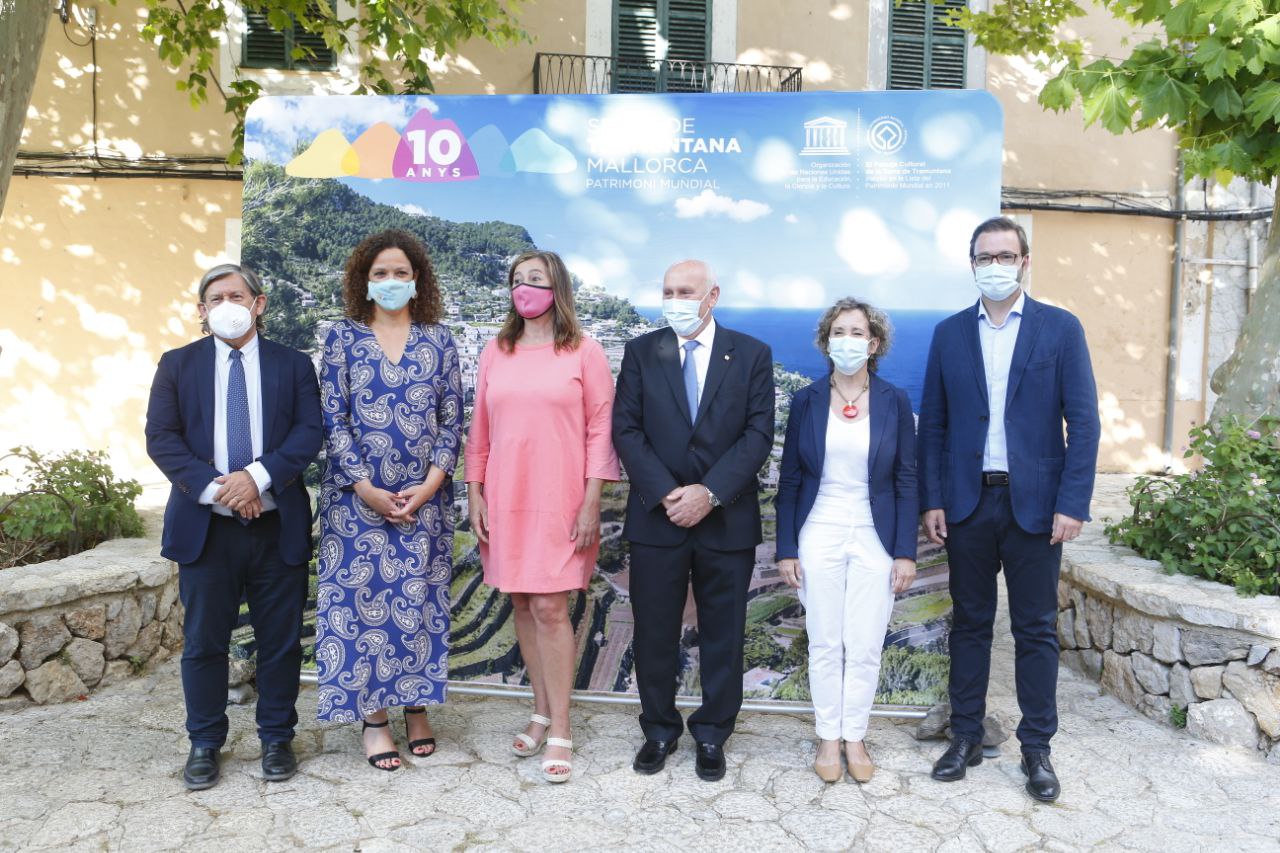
[778,558,803,589]
[355,479,438,524]
[355,480,403,520]
[390,482,438,524]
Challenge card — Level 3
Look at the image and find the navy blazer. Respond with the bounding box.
[775,372,919,562]
[612,324,776,550]
[145,334,323,565]
[916,295,1101,534]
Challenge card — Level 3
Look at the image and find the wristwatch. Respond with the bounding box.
[704,486,721,508]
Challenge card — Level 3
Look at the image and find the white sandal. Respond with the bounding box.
[512,713,551,757]
[541,737,573,783]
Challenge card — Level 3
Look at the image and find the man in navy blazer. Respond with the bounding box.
[917,218,1099,802]
[145,263,322,790]
[613,260,775,782]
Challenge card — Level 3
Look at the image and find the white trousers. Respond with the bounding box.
[798,516,895,741]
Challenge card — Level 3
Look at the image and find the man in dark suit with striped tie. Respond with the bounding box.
[145,263,322,790]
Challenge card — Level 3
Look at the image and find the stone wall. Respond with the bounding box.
[0,537,180,707]
[1058,542,1280,761]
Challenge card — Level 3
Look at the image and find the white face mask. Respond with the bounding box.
[974,263,1021,302]
[207,301,255,340]
[662,295,709,338]
[828,336,870,375]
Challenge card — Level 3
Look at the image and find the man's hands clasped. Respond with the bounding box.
[213,470,261,518]
[663,484,714,528]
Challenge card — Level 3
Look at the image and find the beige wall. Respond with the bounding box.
[5,2,243,484]
[736,0,868,90]
[4,0,1193,482]
[0,178,240,482]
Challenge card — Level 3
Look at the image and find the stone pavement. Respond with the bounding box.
[3,616,1279,852]
[2,476,1279,852]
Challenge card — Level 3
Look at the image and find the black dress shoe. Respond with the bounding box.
[183,746,220,791]
[633,738,679,774]
[930,737,983,782]
[261,741,298,782]
[694,742,726,782]
[1020,751,1060,802]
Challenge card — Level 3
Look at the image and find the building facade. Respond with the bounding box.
[3,0,1270,482]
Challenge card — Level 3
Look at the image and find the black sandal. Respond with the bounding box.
[404,706,437,757]
[362,719,401,771]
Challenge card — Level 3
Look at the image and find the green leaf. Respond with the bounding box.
[1083,82,1135,134]
[1039,74,1078,111]
[1164,0,1202,38]
[1254,12,1280,45]
[1195,36,1243,80]
[1214,0,1265,34]
[1204,78,1245,119]
[1245,81,1280,130]
[1138,74,1196,124]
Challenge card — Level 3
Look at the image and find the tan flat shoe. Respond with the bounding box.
[814,759,843,783]
[814,739,842,783]
[845,741,874,783]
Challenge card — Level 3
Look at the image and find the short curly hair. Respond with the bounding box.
[815,297,893,373]
[342,229,442,325]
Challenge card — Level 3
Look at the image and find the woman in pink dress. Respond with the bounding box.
[465,250,619,783]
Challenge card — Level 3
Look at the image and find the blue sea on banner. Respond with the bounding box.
[637,307,954,411]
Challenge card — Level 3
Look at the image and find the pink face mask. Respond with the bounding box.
[512,284,555,319]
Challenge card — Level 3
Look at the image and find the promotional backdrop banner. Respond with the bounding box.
[242,90,1004,708]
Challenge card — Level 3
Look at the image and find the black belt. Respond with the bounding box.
[982,471,1009,486]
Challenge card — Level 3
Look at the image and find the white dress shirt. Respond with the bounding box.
[977,291,1025,473]
[676,317,717,402]
[198,334,275,514]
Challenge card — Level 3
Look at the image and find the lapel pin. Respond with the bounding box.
[724,354,731,361]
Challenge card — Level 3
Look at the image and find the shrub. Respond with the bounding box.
[0,447,144,568]
[1106,416,1280,597]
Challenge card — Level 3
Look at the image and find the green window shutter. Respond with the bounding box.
[243,12,288,69]
[888,0,967,90]
[612,0,709,92]
[663,0,709,91]
[242,5,336,71]
[292,25,336,71]
[614,0,660,91]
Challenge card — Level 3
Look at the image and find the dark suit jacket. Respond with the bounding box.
[612,324,775,550]
[917,295,1100,534]
[145,334,323,565]
[775,373,918,562]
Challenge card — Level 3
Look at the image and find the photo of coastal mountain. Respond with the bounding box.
[239,91,1006,707]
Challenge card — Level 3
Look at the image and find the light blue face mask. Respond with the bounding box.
[662,296,708,337]
[367,279,416,311]
[974,263,1021,302]
[828,336,870,376]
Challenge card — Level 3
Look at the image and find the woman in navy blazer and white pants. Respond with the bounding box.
[776,297,919,784]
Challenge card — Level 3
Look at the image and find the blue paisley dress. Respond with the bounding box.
[314,319,462,722]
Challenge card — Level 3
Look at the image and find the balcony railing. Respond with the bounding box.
[534,52,803,95]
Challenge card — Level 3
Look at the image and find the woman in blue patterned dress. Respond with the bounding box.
[315,229,463,771]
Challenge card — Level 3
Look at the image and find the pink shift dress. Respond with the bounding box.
[465,336,620,593]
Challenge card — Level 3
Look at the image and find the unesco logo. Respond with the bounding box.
[867,116,907,154]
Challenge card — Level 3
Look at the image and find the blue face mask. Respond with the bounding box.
[828,336,870,376]
[367,279,416,311]
[662,296,708,337]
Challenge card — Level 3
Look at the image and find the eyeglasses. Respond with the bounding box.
[972,252,1022,267]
